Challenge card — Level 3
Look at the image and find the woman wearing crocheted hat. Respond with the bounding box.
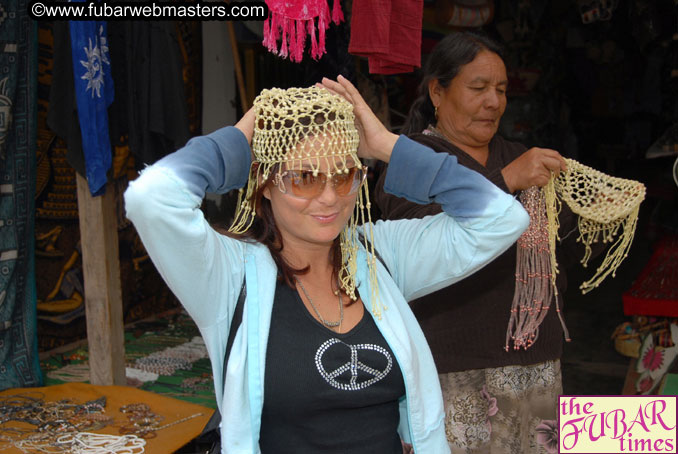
[125,76,529,453]
[373,31,633,454]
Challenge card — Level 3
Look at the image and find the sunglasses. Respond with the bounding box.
[273,166,366,199]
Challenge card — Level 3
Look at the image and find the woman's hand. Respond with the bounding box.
[501,147,567,193]
[319,75,398,163]
[401,440,414,454]
[235,106,256,146]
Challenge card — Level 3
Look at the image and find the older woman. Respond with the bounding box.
[374,32,581,453]
[125,76,528,453]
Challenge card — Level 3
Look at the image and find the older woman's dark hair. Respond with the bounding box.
[401,31,504,135]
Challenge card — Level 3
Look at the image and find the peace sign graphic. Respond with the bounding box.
[315,338,393,391]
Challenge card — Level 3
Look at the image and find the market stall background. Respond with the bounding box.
[1,0,677,452]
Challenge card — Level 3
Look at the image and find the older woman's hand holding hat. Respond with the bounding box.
[319,75,398,163]
[501,147,568,193]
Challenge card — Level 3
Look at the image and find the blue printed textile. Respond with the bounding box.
[0,0,42,390]
[69,12,114,195]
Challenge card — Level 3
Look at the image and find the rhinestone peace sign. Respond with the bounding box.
[315,338,393,391]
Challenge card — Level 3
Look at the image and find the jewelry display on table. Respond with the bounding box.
[0,394,115,452]
[119,403,203,439]
[13,432,146,454]
[0,395,203,452]
[58,432,146,454]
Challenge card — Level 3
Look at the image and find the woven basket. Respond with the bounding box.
[615,336,641,358]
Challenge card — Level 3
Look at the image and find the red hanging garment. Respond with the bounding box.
[349,0,423,75]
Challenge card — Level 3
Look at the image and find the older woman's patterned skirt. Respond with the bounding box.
[439,360,561,454]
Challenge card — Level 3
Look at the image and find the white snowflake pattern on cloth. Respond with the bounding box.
[79,25,110,98]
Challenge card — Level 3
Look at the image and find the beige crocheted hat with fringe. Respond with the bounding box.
[546,158,646,294]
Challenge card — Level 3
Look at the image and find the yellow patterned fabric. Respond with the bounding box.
[545,158,646,294]
[229,87,382,316]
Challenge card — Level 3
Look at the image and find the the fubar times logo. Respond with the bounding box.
[559,396,677,453]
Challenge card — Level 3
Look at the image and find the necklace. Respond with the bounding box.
[296,278,343,329]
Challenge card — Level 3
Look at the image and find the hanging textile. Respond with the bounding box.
[47,21,89,187]
[50,21,191,170]
[106,21,191,165]
[0,0,43,390]
[69,9,114,196]
[262,0,344,62]
[348,0,423,75]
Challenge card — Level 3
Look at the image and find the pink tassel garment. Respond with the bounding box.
[505,186,570,351]
[263,0,343,63]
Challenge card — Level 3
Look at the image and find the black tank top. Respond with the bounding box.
[259,280,405,454]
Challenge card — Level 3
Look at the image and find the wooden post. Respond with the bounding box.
[244,47,255,109]
[226,21,249,112]
[76,174,126,385]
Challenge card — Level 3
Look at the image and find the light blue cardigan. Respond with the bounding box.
[124,126,529,453]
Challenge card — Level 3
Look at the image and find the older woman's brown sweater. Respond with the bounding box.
[374,132,584,372]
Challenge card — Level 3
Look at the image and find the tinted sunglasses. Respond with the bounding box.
[273,166,366,199]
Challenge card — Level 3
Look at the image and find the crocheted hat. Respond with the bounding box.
[229,86,382,315]
[546,158,646,293]
[506,159,645,351]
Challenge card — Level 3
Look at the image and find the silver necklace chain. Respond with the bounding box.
[296,278,344,329]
